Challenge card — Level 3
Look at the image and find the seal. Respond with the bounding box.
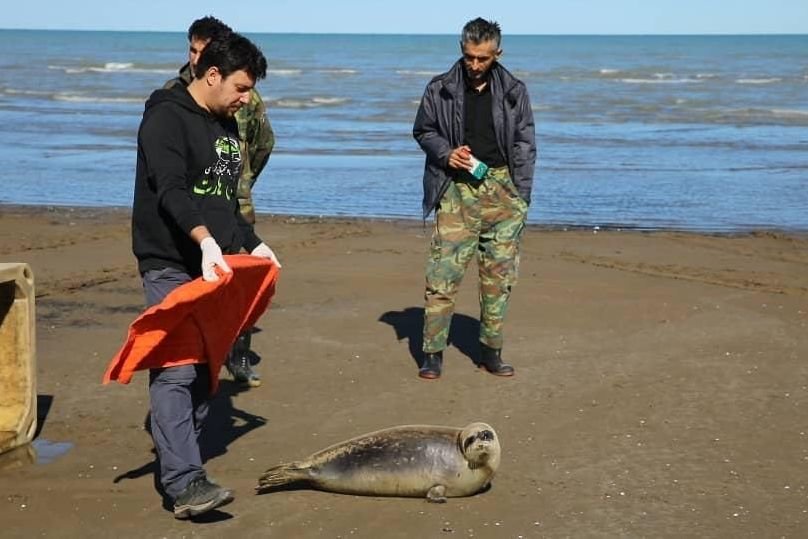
[256,422,500,502]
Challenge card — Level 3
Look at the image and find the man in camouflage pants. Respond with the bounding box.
[413,18,536,380]
[164,16,277,387]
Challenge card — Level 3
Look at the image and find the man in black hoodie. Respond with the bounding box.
[164,15,276,388]
[132,32,276,519]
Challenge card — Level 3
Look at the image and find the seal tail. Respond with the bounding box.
[256,462,310,491]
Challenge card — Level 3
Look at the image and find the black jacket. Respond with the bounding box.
[132,85,261,276]
[413,60,537,218]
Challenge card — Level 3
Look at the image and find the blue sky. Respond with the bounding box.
[3,0,807,34]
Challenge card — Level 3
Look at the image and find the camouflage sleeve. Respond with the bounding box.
[239,89,275,184]
[236,89,275,224]
[163,64,192,90]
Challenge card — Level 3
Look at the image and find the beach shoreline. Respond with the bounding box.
[1,203,807,537]
[4,202,808,236]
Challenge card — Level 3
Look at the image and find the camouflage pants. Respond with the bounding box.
[423,166,528,353]
[237,176,257,225]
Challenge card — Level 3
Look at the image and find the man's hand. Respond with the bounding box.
[251,242,282,268]
[200,237,232,282]
[447,145,472,171]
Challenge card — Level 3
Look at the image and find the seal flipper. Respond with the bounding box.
[426,484,447,503]
[256,462,310,491]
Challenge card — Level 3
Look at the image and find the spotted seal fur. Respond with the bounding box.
[256,422,500,502]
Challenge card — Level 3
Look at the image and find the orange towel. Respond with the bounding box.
[103,255,279,394]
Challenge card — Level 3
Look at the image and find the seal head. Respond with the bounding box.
[459,422,500,471]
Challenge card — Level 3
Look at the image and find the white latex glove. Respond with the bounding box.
[200,237,231,282]
[251,242,282,268]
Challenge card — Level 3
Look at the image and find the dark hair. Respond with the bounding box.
[461,18,502,48]
[193,32,267,81]
[187,16,232,42]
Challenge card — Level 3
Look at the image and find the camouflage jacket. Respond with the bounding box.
[164,64,275,186]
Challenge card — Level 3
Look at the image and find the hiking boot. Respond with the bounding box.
[173,475,234,519]
[226,353,262,387]
[477,343,515,377]
[226,331,261,387]
[418,351,443,380]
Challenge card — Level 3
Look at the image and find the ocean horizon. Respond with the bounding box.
[3,27,806,35]
[1,30,806,232]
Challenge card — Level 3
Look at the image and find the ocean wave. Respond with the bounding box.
[318,69,358,75]
[538,101,808,126]
[736,78,782,84]
[696,107,808,126]
[769,108,808,118]
[396,70,441,77]
[48,63,175,75]
[312,97,348,105]
[597,69,682,80]
[270,96,350,108]
[53,93,144,104]
[2,88,53,97]
[620,77,703,84]
[548,68,721,82]
[2,87,143,103]
[269,69,303,76]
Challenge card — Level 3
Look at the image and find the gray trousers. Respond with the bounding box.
[142,267,209,500]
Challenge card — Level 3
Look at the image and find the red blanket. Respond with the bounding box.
[103,255,279,393]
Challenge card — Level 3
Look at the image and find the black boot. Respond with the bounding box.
[418,351,443,380]
[226,331,261,387]
[477,343,515,377]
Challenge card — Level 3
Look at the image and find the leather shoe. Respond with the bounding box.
[477,343,515,377]
[418,351,443,379]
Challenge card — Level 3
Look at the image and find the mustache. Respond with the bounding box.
[464,67,489,81]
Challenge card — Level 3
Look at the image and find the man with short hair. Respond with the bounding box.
[165,16,276,388]
[413,17,536,380]
[133,32,276,518]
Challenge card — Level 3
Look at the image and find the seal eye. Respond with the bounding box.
[477,430,494,442]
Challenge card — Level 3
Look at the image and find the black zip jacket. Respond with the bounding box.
[132,85,262,276]
[413,60,537,218]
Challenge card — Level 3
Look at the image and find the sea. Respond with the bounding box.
[1,30,806,232]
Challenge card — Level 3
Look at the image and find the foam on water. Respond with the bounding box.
[269,68,303,76]
[49,63,176,75]
[736,78,783,84]
[53,94,145,103]
[619,77,704,84]
[270,96,350,108]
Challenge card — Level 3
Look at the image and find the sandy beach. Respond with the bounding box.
[1,204,807,537]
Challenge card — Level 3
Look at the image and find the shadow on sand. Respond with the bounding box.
[378,307,482,368]
[112,378,266,516]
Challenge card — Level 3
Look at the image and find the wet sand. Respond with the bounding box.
[1,204,807,537]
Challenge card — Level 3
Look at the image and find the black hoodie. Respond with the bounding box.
[132,85,262,276]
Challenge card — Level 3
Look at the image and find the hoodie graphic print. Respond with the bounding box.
[194,135,242,199]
